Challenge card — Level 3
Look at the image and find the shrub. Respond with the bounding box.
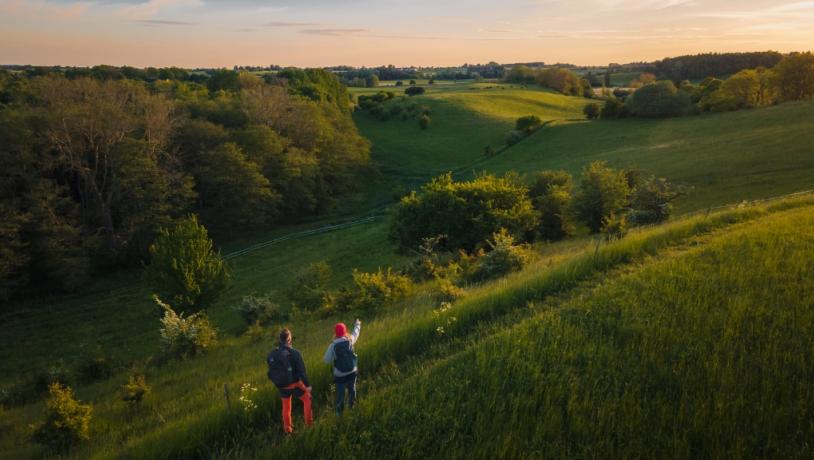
[434,277,465,303]
[335,268,412,311]
[122,374,151,405]
[515,115,543,134]
[405,86,425,96]
[629,176,680,224]
[419,114,431,129]
[528,170,575,241]
[288,261,333,311]
[627,80,694,117]
[235,293,287,325]
[395,81,404,86]
[144,215,231,314]
[602,214,628,241]
[390,173,537,252]
[469,229,530,282]
[574,161,630,233]
[600,98,628,119]
[406,235,446,282]
[505,130,524,146]
[583,103,600,119]
[156,296,217,359]
[32,383,92,452]
[484,145,496,157]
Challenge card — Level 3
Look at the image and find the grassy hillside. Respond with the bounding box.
[2,194,809,460]
[479,101,814,212]
[0,219,407,381]
[4,81,814,459]
[347,82,587,205]
[263,198,814,459]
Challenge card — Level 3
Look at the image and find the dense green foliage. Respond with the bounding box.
[144,215,230,314]
[504,65,591,97]
[514,114,543,134]
[573,161,631,233]
[654,51,783,81]
[334,268,413,312]
[604,53,814,118]
[528,170,575,240]
[390,173,537,251]
[405,86,426,96]
[626,81,694,117]
[0,69,369,300]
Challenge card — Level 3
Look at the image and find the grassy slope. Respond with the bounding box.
[8,195,799,460]
[480,101,814,213]
[266,202,814,459]
[347,83,587,206]
[0,220,408,380]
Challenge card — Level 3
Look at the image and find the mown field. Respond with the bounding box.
[3,80,814,459]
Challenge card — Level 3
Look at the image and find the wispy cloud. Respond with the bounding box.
[299,28,367,36]
[134,19,196,25]
[264,21,321,27]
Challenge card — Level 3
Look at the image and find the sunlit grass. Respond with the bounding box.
[266,202,814,459]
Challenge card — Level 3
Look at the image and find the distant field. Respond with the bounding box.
[349,82,587,202]
[479,101,814,212]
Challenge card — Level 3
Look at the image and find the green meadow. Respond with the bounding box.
[267,200,814,459]
[3,80,814,459]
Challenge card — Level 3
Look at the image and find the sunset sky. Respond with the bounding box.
[1,0,813,68]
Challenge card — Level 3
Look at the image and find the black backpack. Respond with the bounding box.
[267,347,294,388]
[333,340,357,373]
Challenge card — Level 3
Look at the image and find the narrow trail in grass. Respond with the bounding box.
[119,195,814,460]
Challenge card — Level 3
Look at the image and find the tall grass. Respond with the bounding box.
[115,195,814,459]
[267,204,814,459]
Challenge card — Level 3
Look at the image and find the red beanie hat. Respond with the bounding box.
[334,322,347,338]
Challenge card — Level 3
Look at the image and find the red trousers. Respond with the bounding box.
[280,381,313,433]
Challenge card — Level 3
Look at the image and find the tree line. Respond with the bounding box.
[503,65,594,97]
[654,51,783,82]
[0,68,370,302]
[590,52,814,118]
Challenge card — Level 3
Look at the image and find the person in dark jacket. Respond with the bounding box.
[269,328,312,434]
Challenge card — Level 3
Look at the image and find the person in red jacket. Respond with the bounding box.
[268,328,313,434]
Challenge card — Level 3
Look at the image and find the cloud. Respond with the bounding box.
[134,18,195,25]
[299,28,368,36]
[264,21,321,27]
